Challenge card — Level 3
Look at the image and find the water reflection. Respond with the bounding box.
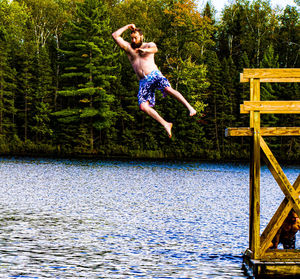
[0,157,298,278]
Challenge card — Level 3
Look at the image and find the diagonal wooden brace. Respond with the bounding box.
[260,137,300,216]
[260,174,300,255]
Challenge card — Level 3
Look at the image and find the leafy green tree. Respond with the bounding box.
[276,6,300,67]
[217,0,247,61]
[218,0,276,67]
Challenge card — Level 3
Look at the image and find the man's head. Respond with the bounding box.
[130,28,143,49]
[288,210,299,224]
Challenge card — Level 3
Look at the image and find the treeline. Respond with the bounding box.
[0,0,299,161]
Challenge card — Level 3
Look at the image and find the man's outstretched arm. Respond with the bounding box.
[112,24,135,52]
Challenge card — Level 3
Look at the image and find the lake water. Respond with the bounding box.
[0,157,299,278]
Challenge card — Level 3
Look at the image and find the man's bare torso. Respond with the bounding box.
[127,43,159,80]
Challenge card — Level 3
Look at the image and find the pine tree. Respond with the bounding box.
[15,39,36,142]
[31,46,54,142]
[0,0,27,149]
[203,50,224,157]
[0,40,17,140]
[54,0,117,153]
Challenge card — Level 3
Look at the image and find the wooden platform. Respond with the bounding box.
[243,249,300,278]
[227,68,300,278]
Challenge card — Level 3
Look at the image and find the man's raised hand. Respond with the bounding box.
[128,24,136,31]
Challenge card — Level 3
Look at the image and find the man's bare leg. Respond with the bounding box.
[140,101,173,138]
[164,87,197,116]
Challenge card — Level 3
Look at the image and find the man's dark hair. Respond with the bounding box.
[131,28,143,36]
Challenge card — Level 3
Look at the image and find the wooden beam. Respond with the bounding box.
[241,77,300,83]
[249,78,255,127]
[250,102,261,259]
[243,68,300,79]
[225,127,300,137]
[260,137,300,217]
[263,250,300,261]
[241,101,300,114]
[260,175,300,256]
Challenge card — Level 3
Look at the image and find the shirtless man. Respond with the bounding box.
[112,23,196,138]
[269,209,300,249]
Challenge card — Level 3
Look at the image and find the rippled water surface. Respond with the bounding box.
[0,157,299,278]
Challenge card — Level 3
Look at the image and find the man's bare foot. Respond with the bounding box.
[165,123,173,138]
[190,108,197,117]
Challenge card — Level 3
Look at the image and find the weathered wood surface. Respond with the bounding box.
[249,78,261,260]
[241,73,300,83]
[225,127,300,137]
[240,68,300,83]
[263,250,300,261]
[251,112,261,259]
[244,68,300,78]
[241,101,300,114]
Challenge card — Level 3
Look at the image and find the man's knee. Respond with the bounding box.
[139,102,150,112]
[164,86,172,94]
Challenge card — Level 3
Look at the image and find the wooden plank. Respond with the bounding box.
[260,175,300,256]
[260,138,300,217]
[243,68,300,79]
[257,262,300,277]
[248,78,255,251]
[240,73,248,83]
[249,136,254,256]
[244,256,300,278]
[249,79,261,260]
[249,78,255,127]
[257,127,300,136]
[241,77,300,83]
[252,107,261,259]
[226,127,300,137]
[263,250,300,260]
[241,101,300,114]
[225,127,253,136]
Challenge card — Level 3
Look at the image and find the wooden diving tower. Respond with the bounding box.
[226,68,300,278]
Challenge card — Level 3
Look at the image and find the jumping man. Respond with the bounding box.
[112,24,196,138]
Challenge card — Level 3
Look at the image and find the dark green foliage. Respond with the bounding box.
[0,0,298,161]
[54,0,117,152]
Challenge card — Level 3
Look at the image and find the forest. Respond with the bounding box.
[0,0,299,161]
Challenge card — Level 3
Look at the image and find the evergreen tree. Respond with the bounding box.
[54,0,117,153]
[203,50,224,158]
[15,39,36,142]
[220,57,240,157]
[0,0,27,149]
[31,46,54,142]
[0,42,17,139]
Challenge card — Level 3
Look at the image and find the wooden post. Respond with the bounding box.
[249,79,261,259]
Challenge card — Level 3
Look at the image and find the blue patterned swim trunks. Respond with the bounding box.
[137,70,171,107]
